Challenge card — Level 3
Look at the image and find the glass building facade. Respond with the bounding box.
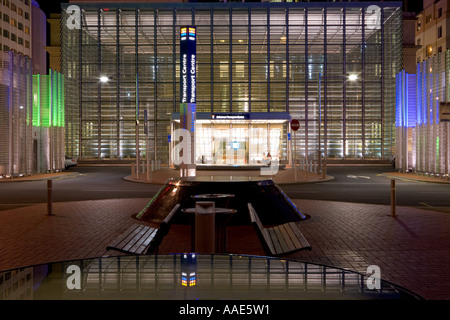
[396,50,450,177]
[32,70,66,173]
[0,50,65,177]
[0,51,33,177]
[416,51,450,176]
[61,2,402,165]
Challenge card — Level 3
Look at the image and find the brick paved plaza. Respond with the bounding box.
[0,194,448,300]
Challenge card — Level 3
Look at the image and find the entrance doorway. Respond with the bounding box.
[192,121,286,166]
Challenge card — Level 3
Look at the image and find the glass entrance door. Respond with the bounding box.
[212,124,229,164]
[229,124,248,165]
[211,124,248,165]
[187,121,286,166]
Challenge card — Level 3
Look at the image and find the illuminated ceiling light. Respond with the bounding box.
[348,74,358,81]
[100,76,109,83]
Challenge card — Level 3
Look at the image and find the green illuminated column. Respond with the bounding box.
[32,70,65,173]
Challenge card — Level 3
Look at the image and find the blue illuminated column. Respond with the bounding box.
[180,26,197,177]
[395,70,417,172]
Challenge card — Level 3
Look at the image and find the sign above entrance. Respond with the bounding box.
[211,113,250,120]
[291,119,300,131]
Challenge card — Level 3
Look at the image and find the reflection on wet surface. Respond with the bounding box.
[0,254,423,300]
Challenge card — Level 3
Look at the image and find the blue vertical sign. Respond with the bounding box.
[180,26,197,166]
[180,26,197,132]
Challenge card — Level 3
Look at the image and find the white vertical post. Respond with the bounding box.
[195,201,215,253]
[294,129,297,181]
[146,134,151,181]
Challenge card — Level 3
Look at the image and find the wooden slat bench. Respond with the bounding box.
[247,203,311,256]
[106,204,180,255]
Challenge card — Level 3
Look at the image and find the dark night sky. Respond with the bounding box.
[36,1,69,16]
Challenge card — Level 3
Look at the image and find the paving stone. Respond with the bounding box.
[0,197,449,299]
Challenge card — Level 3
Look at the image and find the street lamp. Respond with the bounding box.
[348,74,358,82]
[100,76,110,83]
[318,73,358,178]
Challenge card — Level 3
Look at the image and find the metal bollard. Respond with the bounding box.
[322,159,327,179]
[391,179,396,217]
[147,160,151,181]
[131,163,136,179]
[47,180,54,216]
[194,201,215,253]
[294,159,297,182]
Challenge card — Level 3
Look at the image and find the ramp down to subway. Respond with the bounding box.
[133,177,309,226]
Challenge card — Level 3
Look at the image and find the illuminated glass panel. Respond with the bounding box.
[61,3,402,162]
[32,71,65,128]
